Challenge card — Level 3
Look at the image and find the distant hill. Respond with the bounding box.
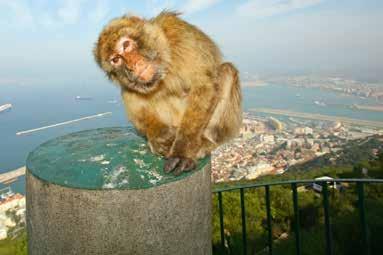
[289,135,383,172]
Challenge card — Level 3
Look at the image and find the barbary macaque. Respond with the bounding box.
[94,11,242,175]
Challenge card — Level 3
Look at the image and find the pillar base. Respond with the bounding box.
[26,127,212,255]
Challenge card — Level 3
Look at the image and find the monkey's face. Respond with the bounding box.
[94,18,168,94]
[107,35,163,93]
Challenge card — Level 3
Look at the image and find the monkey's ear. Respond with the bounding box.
[93,43,101,68]
[130,16,144,23]
[123,13,145,23]
[158,9,183,17]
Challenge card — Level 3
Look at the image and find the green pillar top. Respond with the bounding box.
[26,127,210,190]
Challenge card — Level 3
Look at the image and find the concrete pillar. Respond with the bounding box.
[26,127,212,255]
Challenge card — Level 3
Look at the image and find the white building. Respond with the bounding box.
[246,163,275,180]
[0,187,26,240]
[0,228,7,240]
[260,134,275,144]
[294,127,313,135]
[312,176,337,192]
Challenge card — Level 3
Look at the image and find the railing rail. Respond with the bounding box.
[213,178,383,193]
[213,178,383,255]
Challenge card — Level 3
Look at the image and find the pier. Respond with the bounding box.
[16,112,112,136]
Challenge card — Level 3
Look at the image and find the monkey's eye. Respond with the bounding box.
[110,56,121,65]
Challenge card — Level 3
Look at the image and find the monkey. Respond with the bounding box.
[93,11,242,175]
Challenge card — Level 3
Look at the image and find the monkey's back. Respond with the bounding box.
[151,12,222,79]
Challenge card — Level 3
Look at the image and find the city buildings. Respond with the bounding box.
[0,187,25,240]
[211,112,382,183]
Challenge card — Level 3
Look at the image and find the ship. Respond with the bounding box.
[314,100,326,107]
[0,103,12,113]
[75,96,93,100]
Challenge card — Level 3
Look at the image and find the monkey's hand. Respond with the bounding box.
[164,157,196,176]
[163,134,202,174]
[164,137,215,174]
[147,127,176,156]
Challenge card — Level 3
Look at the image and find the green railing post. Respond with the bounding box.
[292,183,301,255]
[265,185,273,255]
[322,182,333,255]
[212,179,383,255]
[357,182,371,255]
[240,188,247,255]
[218,192,225,254]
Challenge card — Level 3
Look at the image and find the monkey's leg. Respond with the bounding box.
[121,91,176,156]
[199,62,242,157]
[165,75,221,175]
[132,111,176,157]
[147,126,176,156]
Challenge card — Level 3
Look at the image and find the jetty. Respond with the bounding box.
[16,112,112,136]
[0,166,26,184]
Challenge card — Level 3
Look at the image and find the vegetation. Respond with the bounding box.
[0,208,27,255]
[289,135,383,172]
[0,232,27,255]
[212,152,383,255]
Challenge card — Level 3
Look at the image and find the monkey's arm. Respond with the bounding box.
[166,78,219,173]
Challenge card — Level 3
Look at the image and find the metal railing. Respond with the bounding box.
[213,178,383,255]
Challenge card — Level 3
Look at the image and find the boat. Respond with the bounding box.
[314,101,326,107]
[0,186,14,200]
[0,103,12,113]
[75,96,93,100]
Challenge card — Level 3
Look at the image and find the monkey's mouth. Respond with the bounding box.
[121,67,160,91]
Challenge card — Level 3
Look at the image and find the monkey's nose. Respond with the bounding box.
[134,60,155,82]
[134,60,149,76]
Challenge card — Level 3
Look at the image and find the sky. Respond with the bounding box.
[0,0,382,87]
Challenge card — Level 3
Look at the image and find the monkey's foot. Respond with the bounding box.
[164,157,196,176]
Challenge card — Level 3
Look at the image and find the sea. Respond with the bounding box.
[1,82,382,194]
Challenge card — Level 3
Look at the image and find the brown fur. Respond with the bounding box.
[94,11,242,169]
